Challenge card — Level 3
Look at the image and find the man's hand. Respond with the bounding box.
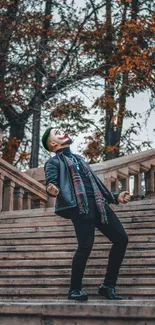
[47,183,59,196]
[118,191,131,204]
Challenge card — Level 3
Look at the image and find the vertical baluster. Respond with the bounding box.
[134,173,142,200]
[0,173,4,212]
[14,187,24,210]
[104,173,111,191]
[145,166,155,198]
[23,193,32,210]
[3,180,15,211]
[33,199,46,209]
[111,178,120,193]
[121,177,130,192]
[115,178,120,193]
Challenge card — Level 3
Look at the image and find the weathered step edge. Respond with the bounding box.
[1,301,155,319]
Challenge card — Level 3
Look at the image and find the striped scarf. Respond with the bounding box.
[65,156,108,224]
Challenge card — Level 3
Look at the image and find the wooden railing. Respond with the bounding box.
[90,149,155,200]
[1,149,155,212]
[0,158,48,212]
[26,149,155,203]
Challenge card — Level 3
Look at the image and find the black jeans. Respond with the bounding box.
[69,197,128,291]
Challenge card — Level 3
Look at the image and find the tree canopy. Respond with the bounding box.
[0,0,154,167]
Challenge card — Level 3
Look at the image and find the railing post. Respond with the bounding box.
[23,193,32,210]
[0,173,4,212]
[14,187,25,210]
[33,199,46,209]
[104,173,111,191]
[145,166,155,198]
[121,177,130,192]
[3,180,15,211]
[111,179,119,193]
[133,173,142,200]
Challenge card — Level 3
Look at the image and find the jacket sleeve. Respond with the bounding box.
[44,159,59,197]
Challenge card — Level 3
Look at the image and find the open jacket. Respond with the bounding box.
[44,152,119,218]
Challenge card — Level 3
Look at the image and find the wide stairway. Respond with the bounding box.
[0,200,155,324]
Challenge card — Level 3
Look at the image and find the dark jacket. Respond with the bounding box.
[44,152,119,218]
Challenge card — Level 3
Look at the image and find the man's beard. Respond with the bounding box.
[61,137,73,146]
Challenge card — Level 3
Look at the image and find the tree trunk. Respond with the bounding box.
[29,104,41,168]
[104,79,119,160]
[132,0,139,19]
[104,0,118,160]
[104,0,129,160]
[29,0,52,168]
[117,71,128,153]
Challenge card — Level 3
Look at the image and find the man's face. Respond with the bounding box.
[49,128,72,146]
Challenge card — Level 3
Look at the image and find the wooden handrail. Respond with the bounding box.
[25,149,155,182]
[24,149,155,205]
[0,158,47,200]
[90,149,155,173]
[0,158,47,212]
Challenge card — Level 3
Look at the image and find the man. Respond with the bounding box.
[42,127,130,301]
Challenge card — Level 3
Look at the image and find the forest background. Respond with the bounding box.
[0,0,154,169]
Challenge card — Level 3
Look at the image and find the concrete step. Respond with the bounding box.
[1,295,155,301]
[117,198,155,205]
[0,267,154,277]
[0,300,155,324]
[0,277,154,286]
[1,226,155,236]
[0,287,155,297]
[0,221,155,230]
[113,202,155,211]
[0,212,155,225]
[0,234,154,244]
[0,250,155,259]
[0,201,152,216]
[0,242,154,252]
[0,211,155,225]
[0,258,154,267]
[0,205,155,219]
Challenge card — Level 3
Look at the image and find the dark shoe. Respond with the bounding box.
[68,289,88,301]
[98,284,122,300]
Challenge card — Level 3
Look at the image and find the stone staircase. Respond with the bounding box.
[0,200,155,323]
